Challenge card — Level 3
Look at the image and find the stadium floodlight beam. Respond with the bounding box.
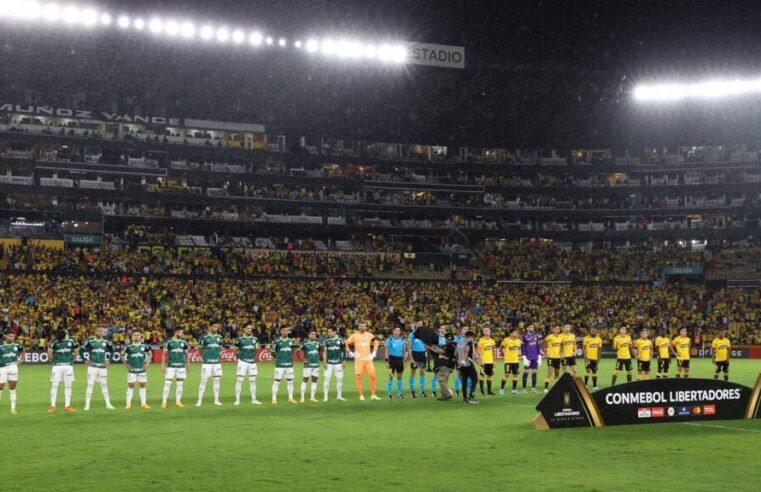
[0,0,416,65]
[634,78,761,102]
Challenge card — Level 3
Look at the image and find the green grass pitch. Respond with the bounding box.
[3,359,761,491]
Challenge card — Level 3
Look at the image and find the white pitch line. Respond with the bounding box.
[682,422,761,433]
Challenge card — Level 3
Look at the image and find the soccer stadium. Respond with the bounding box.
[1,1,761,490]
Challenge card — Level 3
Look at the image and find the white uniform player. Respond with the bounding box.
[322,327,347,402]
[48,331,79,413]
[234,325,261,405]
[0,331,24,414]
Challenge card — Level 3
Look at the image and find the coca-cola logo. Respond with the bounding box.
[257,349,274,362]
[220,350,237,362]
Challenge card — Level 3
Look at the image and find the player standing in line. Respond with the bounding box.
[453,325,467,395]
[271,326,297,404]
[122,330,152,410]
[521,324,541,393]
[654,329,674,378]
[673,328,692,378]
[408,321,428,398]
[161,328,190,408]
[197,322,224,406]
[476,326,496,396]
[48,329,79,413]
[611,326,633,385]
[712,329,731,381]
[346,322,381,401]
[543,326,563,393]
[299,330,321,403]
[499,328,522,395]
[81,327,115,410]
[322,326,346,402]
[385,326,408,399]
[582,327,602,390]
[233,324,261,406]
[0,331,24,414]
[633,329,653,380]
[560,324,578,377]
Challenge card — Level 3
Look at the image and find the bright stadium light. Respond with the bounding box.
[148,17,162,34]
[199,24,213,40]
[180,21,194,38]
[249,31,262,46]
[634,78,761,102]
[0,1,415,65]
[42,3,60,22]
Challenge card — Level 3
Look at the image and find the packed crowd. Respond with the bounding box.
[1,275,759,352]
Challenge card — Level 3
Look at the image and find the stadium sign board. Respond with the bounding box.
[534,373,761,429]
[0,103,183,126]
[405,43,465,69]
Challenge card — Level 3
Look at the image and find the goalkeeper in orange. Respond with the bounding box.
[345,322,381,401]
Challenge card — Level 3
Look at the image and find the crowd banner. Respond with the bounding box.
[534,373,761,429]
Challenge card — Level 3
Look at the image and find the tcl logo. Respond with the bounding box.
[703,405,716,415]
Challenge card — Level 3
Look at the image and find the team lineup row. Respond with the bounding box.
[0,322,735,413]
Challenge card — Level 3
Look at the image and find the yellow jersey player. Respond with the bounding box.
[611,326,633,385]
[499,328,522,395]
[542,326,563,393]
[633,329,653,380]
[476,326,496,396]
[711,330,731,381]
[560,324,577,377]
[582,327,603,390]
[672,328,691,378]
[654,329,674,378]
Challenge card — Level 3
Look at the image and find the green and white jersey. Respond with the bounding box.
[324,337,345,365]
[123,343,151,373]
[164,338,189,368]
[50,338,79,365]
[301,341,321,368]
[235,335,258,364]
[81,338,113,368]
[0,342,23,367]
[199,333,223,364]
[273,338,294,368]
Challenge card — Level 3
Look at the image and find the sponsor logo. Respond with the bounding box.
[563,391,572,407]
[678,406,691,416]
[692,406,702,415]
[667,407,676,417]
[637,407,652,418]
[651,407,665,418]
[703,404,716,415]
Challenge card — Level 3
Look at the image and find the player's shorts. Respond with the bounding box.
[482,363,494,377]
[354,359,376,375]
[677,359,690,369]
[302,367,320,379]
[504,363,520,375]
[562,357,577,367]
[585,360,599,373]
[0,364,19,383]
[87,366,108,384]
[658,358,671,373]
[548,358,562,370]
[324,363,344,379]
[165,367,187,380]
[411,351,427,369]
[51,364,75,383]
[524,358,539,370]
[388,355,404,374]
[715,361,729,373]
[201,363,223,379]
[236,360,258,377]
[637,361,651,373]
[274,367,295,380]
[615,359,632,371]
[127,372,148,384]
